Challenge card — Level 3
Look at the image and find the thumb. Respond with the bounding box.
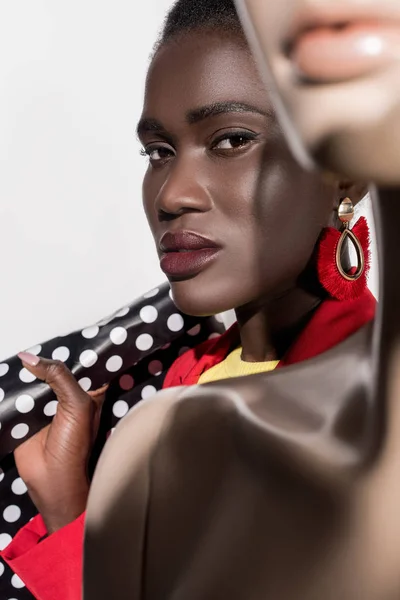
[18,351,92,415]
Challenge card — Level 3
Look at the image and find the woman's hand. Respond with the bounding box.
[14,352,108,534]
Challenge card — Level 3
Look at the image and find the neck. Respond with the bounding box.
[235,287,321,362]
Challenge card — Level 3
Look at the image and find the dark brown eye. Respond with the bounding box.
[141,145,175,163]
[212,131,258,151]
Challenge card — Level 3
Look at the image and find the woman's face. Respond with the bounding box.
[139,30,338,317]
[236,0,400,185]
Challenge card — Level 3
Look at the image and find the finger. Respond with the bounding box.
[88,385,109,441]
[87,384,109,408]
[18,352,91,413]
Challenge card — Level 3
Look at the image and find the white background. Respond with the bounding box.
[0,1,377,361]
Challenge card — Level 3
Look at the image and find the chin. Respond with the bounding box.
[170,279,234,318]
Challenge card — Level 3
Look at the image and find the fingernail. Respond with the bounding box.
[18,352,40,367]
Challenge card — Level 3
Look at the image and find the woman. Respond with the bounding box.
[1,1,374,599]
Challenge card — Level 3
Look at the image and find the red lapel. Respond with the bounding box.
[163,290,376,388]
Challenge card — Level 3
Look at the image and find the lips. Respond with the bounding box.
[286,10,400,83]
[159,231,221,279]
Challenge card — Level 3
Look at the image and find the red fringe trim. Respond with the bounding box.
[317,216,371,301]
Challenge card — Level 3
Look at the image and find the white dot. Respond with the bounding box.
[3,505,21,523]
[11,478,27,495]
[115,307,130,317]
[0,533,11,551]
[0,560,4,576]
[188,324,201,336]
[78,377,92,391]
[135,334,153,352]
[143,288,159,299]
[11,424,29,440]
[44,400,58,417]
[106,355,123,373]
[24,344,42,355]
[11,574,25,589]
[81,326,99,339]
[0,388,4,402]
[79,350,98,368]
[52,346,70,362]
[167,313,184,332]
[148,360,163,376]
[141,385,157,400]
[0,364,9,377]
[0,469,4,483]
[15,395,35,414]
[215,313,225,323]
[19,368,36,383]
[110,327,128,345]
[140,305,158,324]
[112,400,129,419]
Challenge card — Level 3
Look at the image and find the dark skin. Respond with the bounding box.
[13,28,366,532]
[140,30,365,361]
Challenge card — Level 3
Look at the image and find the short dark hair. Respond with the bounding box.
[158,0,243,48]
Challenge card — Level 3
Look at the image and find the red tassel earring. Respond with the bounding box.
[317,197,371,301]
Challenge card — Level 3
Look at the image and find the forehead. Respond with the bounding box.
[142,31,271,122]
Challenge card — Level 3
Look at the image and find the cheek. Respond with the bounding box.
[142,171,158,235]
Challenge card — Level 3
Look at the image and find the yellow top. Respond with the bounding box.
[198,347,279,385]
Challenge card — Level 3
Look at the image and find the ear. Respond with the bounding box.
[338,180,370,207]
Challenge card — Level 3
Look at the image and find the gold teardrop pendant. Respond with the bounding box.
[335,227,365,281]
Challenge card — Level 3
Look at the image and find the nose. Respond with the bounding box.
[155,158,212,220]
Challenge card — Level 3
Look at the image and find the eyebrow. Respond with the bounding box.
[136,118,165,139]
[186,101,271,124]
[136,101,272,139]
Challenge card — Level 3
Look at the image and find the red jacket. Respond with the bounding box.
[1,291,376,600]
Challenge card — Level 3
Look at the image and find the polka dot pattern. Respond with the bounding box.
[148,360,163,376]
[0,364,9,377]
[11,424,29,440]
[109,327,128,346]
[0,389,4,402]
[11,478,27,496]
[11,574,25,589]
[140,306,158,324]
[78,377,92,391]
[24,344,42,356]
[18,369,36,384]
[136,334,153,352]
[51,346,70,362]
[44,401,58,417]
[3,505,21,523]
[79,350,98,368]
[0,282,224,600]
[141,385,157,400]
[15,395,34,414]
[167,314,184,332]
[143,287,159,299]
[0,534,12,551]
[119,374,134,391]
[81,326,99,339]
[112,400,129,419]
[106,356,123,373]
